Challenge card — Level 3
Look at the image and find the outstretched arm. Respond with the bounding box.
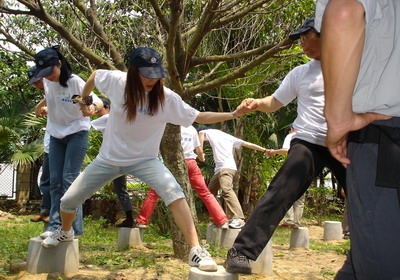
[241,141,268,156]
[195,111,239,124]
[321,0,390,166]
[236,96,283,116]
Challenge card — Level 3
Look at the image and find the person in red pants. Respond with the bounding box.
[135,125,229,228]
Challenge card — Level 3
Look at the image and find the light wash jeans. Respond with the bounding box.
[61,158,185,213]
[39,152,51,214]
[48,131,87,236]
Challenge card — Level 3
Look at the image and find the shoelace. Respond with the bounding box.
[232,249,248,262]
[195,247,211,260]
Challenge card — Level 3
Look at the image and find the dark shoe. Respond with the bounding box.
[116,219,134,228]
[30,213,49,223]
[343,232,350,239]
[224,247,252,274]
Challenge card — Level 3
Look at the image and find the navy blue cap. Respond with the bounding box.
[28,48,59,84]
[196,125,209,132]
[100,98,110,108]
[129,47,166,79]
[289,18,316,41]
[27,65,36,80]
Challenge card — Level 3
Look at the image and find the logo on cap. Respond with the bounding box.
[150,57,157,63]
[39,60,44,66]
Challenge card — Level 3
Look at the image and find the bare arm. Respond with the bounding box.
[268,148,289,157]
[236,96,284,116]
[321,0,389,166]
[195,146,205,162]
[35,98,48,117]
[198,131,206,151]
[241,141,268,156]
[79,71,103,116]
[195,111,238,124]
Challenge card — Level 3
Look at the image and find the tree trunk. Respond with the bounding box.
[160,124,199,260]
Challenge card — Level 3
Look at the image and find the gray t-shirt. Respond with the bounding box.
[315,0,400,116]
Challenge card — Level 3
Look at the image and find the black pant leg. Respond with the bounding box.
[233,139,326,260]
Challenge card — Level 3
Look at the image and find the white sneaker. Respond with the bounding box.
[189,245,218,271]
[135,220,147,228]
[40,231,52,239]
[42,228,74,248]
[229,218,245,229]
[219,222,229,229]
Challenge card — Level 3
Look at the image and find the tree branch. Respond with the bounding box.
[71,0,126,70]
[183,38,292,97]
[148,0,169,32]
[0,27,35,56]
[165,0,185,94]
[211,0,274,30]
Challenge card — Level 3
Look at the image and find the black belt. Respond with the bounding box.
[348,124,400,204]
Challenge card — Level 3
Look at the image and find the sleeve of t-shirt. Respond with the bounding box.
[232,136,244,149]
[164,88,200,127]
[91,114,108,133]
[357,0,378,25]
[95,70,125,99]
[192,128,200,148]
[272,67,300,106]
[68,75,86,96]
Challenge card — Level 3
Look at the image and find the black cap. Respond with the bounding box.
[100,98,110,108]
[129,47,166,79]
[28,48,59,84]
[27,65,36,80]
[289,18,316,41]
[196,125,209,132]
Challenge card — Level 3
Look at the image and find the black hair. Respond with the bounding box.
[51,45,73,88]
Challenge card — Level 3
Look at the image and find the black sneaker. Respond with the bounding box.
[116,219,134,228]
[224,247,252,274]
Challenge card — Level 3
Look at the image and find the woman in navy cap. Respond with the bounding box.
[42,46,241,271]
[30,46,103,241]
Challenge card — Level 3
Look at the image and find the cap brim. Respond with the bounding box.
[28,65,54,84]
[138,66,166,79]
[289,27,312,41]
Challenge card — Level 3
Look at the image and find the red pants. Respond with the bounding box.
[136,159,228,226]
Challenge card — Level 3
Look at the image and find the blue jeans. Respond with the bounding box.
[39,152,51,214]
[48,130,88,236]
[61,158,185,213]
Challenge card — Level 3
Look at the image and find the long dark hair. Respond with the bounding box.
[51,45,72,87]
[124,66,165,122]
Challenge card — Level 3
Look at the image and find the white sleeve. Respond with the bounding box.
[164,88,200,127]
[272,67,300,106]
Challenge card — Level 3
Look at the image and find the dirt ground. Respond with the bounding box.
[3,217,346,280]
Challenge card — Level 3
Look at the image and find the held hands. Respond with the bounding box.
[35,106,48,118]
[72,95,96,117]
[236,98,260,116]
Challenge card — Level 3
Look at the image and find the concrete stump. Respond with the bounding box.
[117,227,144,247]
[26,236,79,274]
[324,221,342,241]
[290,227,309,249]
[205,225,240,249]
[188,266,238,280]
[250,240,273,276]
[206,225,224,247]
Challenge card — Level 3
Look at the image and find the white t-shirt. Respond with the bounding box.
[44,74,100,139]
[94,70,199,166]
[181,125,200,159]
[91,114,109,133]
[282,132,295,149]
[273,60,327,146]
[315,0,400,117]
[43,131,50,153]
[202,129,243,173]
